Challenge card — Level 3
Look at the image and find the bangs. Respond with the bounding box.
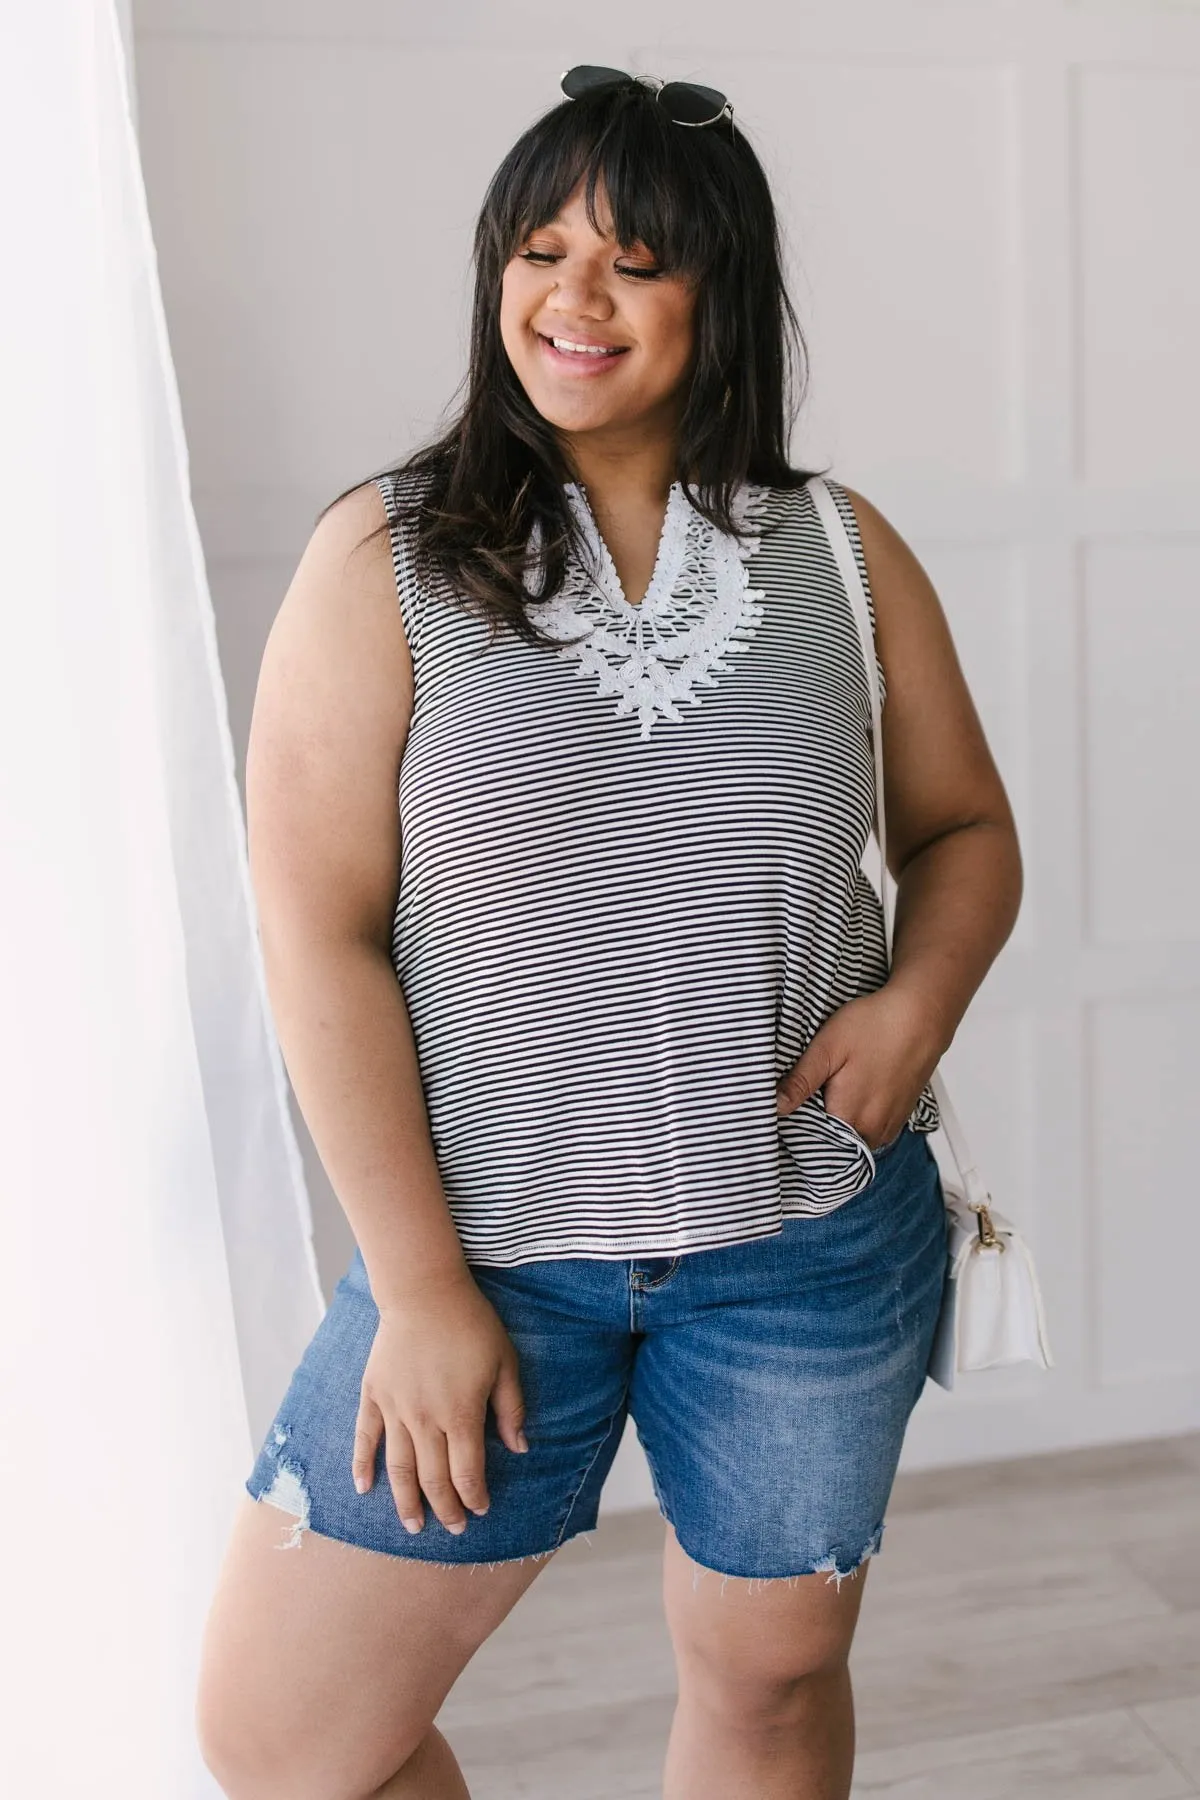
[482,89,742,279]
[364,70,810,646]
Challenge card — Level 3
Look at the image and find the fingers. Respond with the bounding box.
[383,1409,496,1535]
[777,1033,837,1115]
[352,1395,383,1495]
[490,1354,530,1456]
[353,1336,530,1538]
[358,1397,459,1538]
[446,1419,491,1519]
[382,1419,426,1535]
[408,1422,470,1534]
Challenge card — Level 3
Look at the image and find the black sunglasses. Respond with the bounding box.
[560,65,736,139]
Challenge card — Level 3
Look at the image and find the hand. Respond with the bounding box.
[776,982,943,1149]
[352,1270,528,1536]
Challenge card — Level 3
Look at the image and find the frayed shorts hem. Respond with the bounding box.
[662,1513,886,1589]
[247,1471,882,1589]
[245,1474,601,1572]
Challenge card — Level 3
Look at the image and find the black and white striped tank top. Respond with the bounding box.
[376,469,940,1266]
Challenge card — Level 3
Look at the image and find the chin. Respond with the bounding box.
[521,386,619,434]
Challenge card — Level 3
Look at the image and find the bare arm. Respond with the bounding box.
[246,482,527,1533]
[846,483,1024,1058]
[246,481,465,1309]
[777,485,1023,1140]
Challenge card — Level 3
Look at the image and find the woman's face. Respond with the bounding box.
[500,177,699,450]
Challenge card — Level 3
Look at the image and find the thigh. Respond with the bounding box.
[197,1490,546,1800]
[629,1125,948,1586]
[209,1249,636,1795]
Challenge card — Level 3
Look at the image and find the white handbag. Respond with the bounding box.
[806,477,1053,1390]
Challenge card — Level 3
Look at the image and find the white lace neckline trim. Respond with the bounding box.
[534,479,772,739]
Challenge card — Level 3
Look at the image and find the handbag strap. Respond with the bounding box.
[805,475,994,1218]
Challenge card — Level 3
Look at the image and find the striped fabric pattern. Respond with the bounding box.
[376,470,940,1266]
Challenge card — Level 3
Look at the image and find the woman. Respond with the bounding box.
[197,67,1021,1800]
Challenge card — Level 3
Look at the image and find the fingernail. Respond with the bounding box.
[517,1430,529,1453]
[470,1504,489,1516]
[402,1516,422,1534]
[448,1520,467,1535]
[354,1476,367,1494]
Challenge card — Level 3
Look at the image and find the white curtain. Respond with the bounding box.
[0,5,325,1793]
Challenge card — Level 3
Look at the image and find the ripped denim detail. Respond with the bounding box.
[684,1522,884,1596]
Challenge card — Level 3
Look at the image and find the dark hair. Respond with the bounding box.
[327,77,821,648]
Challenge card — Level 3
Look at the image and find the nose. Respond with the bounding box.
[543,262,616,321]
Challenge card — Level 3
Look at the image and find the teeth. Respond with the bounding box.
[550,336,620,355]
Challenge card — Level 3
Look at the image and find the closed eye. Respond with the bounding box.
[517,250,663,280]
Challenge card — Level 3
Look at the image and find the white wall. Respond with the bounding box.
[132,0,1200,1499]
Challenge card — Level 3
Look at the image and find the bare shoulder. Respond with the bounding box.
[832,482,1017,857]
[246,478,412,949]
[273,478,409,674]
[833,483,943,643]
[252,479,412,752]
[832,482,904,554]
[832,478,966,701]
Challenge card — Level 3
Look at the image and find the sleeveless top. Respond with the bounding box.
[375,468,940,1266]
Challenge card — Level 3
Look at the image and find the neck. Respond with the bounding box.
[557,425,680,515]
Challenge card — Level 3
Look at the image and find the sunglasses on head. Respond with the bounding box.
[559,64,737,139]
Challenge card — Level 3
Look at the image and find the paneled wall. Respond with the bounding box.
[132,0,1200,1496]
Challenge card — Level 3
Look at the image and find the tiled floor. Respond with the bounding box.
[438,1433,1200,1798]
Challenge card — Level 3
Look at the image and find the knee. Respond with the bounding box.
[674,1619,854,1733]
[195,1684,426,1800]
[682,1655,851,1736]
[196,1722,279,1800]
[194,1697,311,1800]
[195,1693,280,1800]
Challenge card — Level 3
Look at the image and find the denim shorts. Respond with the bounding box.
[246,1123,949,1582]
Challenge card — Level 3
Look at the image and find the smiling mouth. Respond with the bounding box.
[537,332,630,366]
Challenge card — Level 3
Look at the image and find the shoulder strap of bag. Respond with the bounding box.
[805,474,989,1208]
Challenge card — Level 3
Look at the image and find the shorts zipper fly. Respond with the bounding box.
[628,1255,680,1329]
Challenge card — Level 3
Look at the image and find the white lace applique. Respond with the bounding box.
[531,480,772,740]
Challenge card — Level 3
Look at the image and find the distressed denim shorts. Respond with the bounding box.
[246,1123,949,1582]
